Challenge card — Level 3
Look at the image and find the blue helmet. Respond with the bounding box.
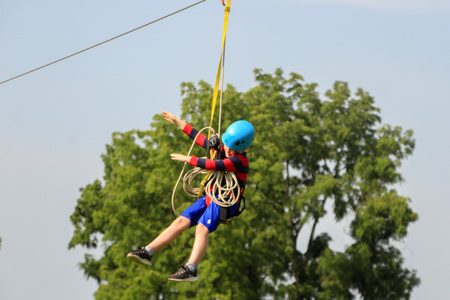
[221,120,254,151]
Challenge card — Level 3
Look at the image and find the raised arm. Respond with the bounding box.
[162,111,208,149]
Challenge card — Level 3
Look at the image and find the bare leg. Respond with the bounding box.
[148,216,191,252]
[187,223,210,266]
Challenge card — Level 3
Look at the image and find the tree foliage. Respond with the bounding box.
[69,68,419,299]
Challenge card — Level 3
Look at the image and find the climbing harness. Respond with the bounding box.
[170,127,243,216]
[170,0,245,223]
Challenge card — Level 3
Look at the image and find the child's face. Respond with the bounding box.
[224,145,236,157]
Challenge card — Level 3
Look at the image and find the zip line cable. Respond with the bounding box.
[0,0,207,86]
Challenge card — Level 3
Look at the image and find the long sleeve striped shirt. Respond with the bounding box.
[183,123,249,206]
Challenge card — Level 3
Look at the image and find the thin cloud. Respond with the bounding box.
[294,0,449,14]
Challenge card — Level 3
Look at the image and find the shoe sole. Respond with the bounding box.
[168,276,199,282]
[127,253,152,266]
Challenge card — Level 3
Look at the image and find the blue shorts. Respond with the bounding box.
[181,195,239,233]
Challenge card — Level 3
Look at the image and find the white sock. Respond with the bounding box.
[144,246,154,256]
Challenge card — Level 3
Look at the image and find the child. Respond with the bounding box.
[127,111,254,281]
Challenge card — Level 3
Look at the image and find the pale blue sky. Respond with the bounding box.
[1,0,449,299]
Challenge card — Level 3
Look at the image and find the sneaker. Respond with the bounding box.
[127,248,152,266]
[168,265,198,282]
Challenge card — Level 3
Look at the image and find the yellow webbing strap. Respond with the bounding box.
[198,0,231,198]
[209,0,231,129]
[197,171,211,197]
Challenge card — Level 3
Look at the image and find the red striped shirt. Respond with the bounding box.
[183,124,249,206]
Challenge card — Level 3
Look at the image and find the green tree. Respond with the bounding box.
[69,68,419,299]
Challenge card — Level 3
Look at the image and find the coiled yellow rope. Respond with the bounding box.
[204,171,240,207]
[171,126,213,216]
[171,126,240,215]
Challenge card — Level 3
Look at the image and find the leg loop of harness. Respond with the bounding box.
[219,196,246,225]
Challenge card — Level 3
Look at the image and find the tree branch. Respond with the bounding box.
[307,197,327,253]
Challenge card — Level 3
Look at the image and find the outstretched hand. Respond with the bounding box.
[162,111,186,130]
[170,153,191,163]
[162,111,176,124]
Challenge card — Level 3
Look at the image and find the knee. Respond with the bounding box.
[196,222,210,236]
[171,216,190,231]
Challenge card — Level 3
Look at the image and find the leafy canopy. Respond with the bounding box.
[69,68,419,299]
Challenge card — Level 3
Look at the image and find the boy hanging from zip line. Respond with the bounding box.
[127,111,254,281]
